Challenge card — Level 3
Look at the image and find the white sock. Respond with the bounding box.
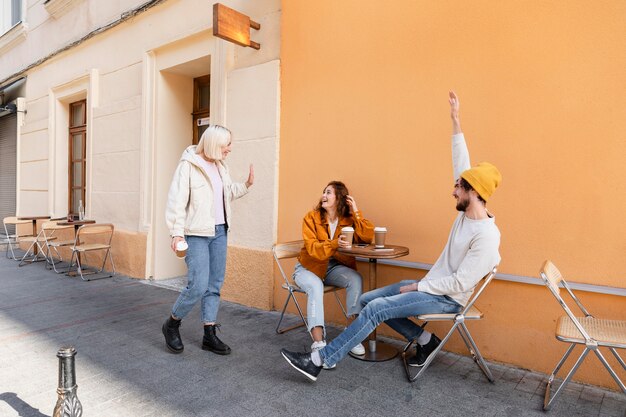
[311,340,326,351]
[417,330,432,346]
[311,350,322,366]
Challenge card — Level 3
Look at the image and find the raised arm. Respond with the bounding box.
[450,91,470,179]
[219,162,250,201]
[345,195,374,244]
[449,91,462,135]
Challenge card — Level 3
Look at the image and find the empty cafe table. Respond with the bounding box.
[338,243,410,361]
[57,219,96,231]
[17,215,50,236]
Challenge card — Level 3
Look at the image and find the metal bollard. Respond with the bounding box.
[53,346,83,417]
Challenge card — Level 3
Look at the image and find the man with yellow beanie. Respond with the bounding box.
[281,92,502,381]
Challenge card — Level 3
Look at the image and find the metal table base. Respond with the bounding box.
[349,339,398,362]
[338,245,409,363]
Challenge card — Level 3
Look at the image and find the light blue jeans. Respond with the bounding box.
[319,280,462,367]
[171,225,227,324]
[293,258,363,334]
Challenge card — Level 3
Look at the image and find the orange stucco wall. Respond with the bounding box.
[278,1,626,389]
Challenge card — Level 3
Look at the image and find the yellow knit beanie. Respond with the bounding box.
[460,162,501,202]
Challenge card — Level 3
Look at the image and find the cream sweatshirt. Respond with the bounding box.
[165,146,248,238]
[417,134,501,306]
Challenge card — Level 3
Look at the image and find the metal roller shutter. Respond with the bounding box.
[0,113,17,234]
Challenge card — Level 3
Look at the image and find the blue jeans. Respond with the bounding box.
[293,259,363,334]
[171,225,228,323]
[319,280,462,367]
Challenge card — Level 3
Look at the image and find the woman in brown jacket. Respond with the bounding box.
[294,181,374,366]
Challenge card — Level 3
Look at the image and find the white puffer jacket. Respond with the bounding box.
[165,146,249,237]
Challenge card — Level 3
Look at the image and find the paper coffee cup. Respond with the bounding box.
[341,226,354,248]
[374,227,387,248]
[175,240,188,258]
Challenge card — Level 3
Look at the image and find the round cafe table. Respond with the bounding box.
[338,243,409,361]
[57,219,96,231]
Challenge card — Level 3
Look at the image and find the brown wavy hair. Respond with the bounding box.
[315,181,351,220]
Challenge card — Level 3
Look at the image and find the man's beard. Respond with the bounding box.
[456,198,469,212]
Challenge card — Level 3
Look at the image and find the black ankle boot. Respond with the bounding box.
[202,324,231,355]
[162,316,184,354]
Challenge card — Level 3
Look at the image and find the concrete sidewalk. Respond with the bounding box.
[0,256,623,417]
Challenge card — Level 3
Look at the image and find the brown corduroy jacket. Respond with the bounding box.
[298,209,374,279]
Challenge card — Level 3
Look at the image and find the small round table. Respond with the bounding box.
[338,244,409,361]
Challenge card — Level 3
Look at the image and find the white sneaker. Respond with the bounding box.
[350,342,366,356]
[311,340,336,370]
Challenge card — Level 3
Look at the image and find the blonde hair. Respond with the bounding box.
[196,125,232,160]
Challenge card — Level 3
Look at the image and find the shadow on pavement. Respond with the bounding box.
[0,392,50,417]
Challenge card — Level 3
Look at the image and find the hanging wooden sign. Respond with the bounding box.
[213,3,261,50]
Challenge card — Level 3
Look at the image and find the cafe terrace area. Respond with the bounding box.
[0,255,624,417]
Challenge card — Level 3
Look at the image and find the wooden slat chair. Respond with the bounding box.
[273,240,348,338]
[67,224,116,281]
[539,260,626,410]
[401,266,498,383]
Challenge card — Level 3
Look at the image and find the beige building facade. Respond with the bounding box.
[0,0,279,309]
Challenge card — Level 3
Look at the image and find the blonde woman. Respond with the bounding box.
[162,125,253,355]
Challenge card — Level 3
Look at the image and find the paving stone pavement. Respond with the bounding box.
[0,255,624,417]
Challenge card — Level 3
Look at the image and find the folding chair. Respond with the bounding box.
[41,220,76,273]
[401,266,498,383]
[539,260,626,410]
[2,216,35,261]
[273,240,348,339]
[18,225,56,267]
[67,224,116,281]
